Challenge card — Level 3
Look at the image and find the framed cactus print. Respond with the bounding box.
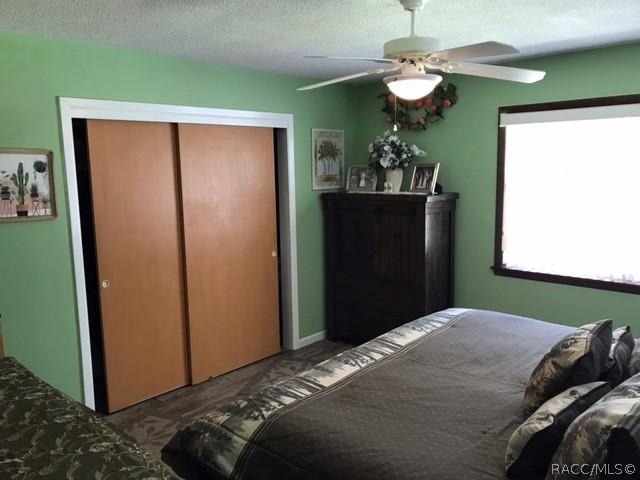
[312,128,344,190]
[0,149,56,222]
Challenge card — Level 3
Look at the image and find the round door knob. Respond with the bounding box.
[101,280,110,289]
[271,250,277,257]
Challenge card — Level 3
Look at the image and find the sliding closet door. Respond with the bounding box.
[178,124,281,383]
[86,120,189,412]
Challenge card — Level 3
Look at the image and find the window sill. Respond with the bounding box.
[491,265,640,295]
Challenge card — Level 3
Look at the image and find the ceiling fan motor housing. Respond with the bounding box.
[383,36,443,61]
[399,0,428,11]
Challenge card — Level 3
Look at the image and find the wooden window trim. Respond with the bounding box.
[493,93,640,295]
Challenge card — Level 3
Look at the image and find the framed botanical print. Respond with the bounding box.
[410,163,440,194]
[312,128,344,190]
[346,165,377,192]
[0,149,56,222]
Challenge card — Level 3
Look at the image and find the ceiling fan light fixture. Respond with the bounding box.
[383,73,442,101]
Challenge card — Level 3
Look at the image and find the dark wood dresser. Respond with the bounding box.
[322,192,458,344]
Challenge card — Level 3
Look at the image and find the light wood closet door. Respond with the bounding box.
[87,120,189,412]
[178,124,281,383]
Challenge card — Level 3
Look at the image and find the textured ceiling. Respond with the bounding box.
[0,0,639,80]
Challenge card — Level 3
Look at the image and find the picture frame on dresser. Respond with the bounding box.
[346,165,377,192]
[410,163,440,194]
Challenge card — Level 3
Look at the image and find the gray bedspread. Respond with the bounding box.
[163,308,573,479]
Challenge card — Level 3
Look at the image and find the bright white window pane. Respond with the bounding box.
[502,115,640,285]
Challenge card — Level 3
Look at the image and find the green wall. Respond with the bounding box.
[0,31,358,401]
[353,42,640,332]
[3,29,640,403]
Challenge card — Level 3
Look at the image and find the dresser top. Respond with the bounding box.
[321,192,458,204]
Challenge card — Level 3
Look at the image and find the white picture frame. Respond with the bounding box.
[0,149,56,222]
[410,163,440,194]
[312,128,344,190]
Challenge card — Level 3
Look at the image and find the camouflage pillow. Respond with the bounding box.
[523,320,612,415]
[506,382,610,478]
[629,339,640,377]
[601,326,634,387]
[547,373,640,480]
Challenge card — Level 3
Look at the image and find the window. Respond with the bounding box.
[494,95,640,294]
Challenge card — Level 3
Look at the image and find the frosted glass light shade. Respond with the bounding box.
[383,73,442,101]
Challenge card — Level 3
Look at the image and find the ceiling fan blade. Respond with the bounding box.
[305,55,397,64]
[441,62,545,83]
[297,65,402,91]
[431,41,519,61]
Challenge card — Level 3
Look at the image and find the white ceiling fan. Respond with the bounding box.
[298,0,545,100]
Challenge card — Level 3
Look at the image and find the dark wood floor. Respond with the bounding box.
[105,339,349,459]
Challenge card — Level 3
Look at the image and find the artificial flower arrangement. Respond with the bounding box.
[368,131,426,170]
[368,131,426,192]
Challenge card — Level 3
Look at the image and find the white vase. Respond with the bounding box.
[385,168,403,193]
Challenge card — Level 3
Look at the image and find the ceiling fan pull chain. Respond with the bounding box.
[394,95,399,132]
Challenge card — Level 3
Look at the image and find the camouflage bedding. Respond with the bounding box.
[163,308,574,480]
[0,356,179,480]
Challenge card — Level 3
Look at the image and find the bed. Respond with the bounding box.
[0,356,179,479]
[163,308,574,480]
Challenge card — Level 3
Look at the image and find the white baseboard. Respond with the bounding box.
[295,330,327,349]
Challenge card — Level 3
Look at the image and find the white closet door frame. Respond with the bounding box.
[58,97,305,409]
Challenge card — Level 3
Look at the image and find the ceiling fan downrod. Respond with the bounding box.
[399,0,426,36]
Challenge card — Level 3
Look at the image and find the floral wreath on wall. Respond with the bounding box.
[380,83,458,131]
